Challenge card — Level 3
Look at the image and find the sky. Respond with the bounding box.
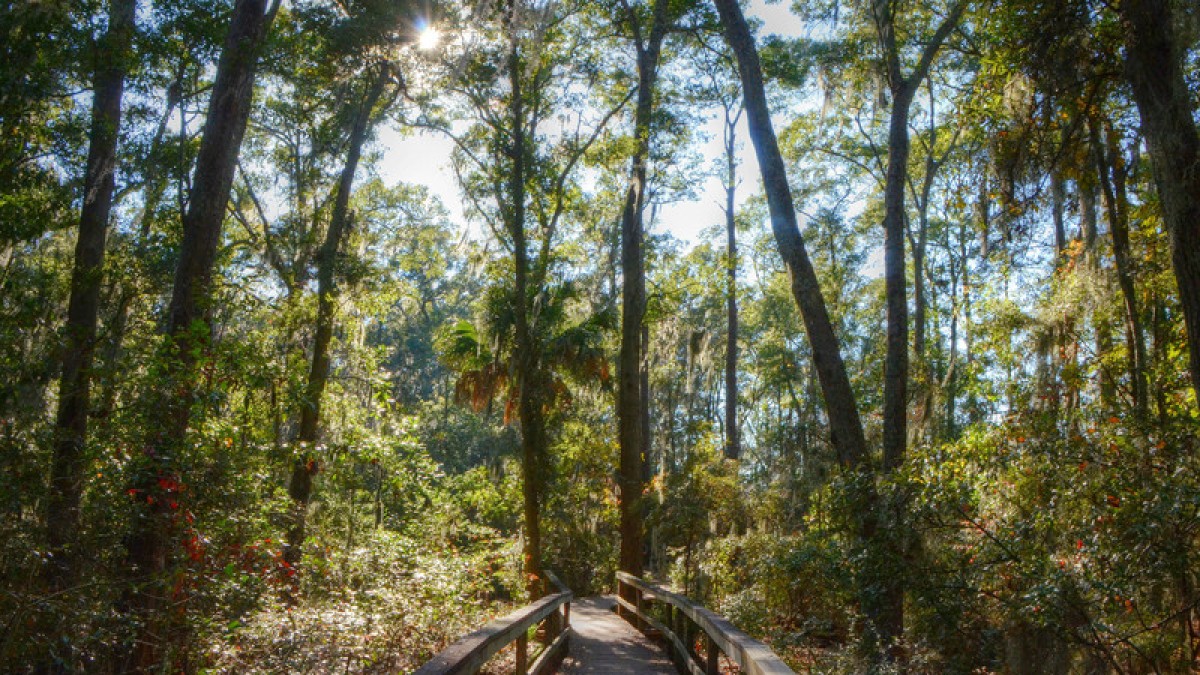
[375,0,808,249]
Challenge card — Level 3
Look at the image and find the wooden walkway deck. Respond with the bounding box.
[558,596,676,675]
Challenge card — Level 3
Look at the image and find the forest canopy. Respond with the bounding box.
[1,0,1198,672]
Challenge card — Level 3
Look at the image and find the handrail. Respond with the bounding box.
[616,571,794,675]
[413,572,572,675]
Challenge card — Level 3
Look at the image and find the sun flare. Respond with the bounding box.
[418,26,441,51]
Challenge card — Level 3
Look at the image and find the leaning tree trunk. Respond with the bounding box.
[712,0,869,473]
[45,0,135,590]
[1118,0,1200,407]
[120,0,276,670]
[713,1,898,640]
[285,66,391,573]
[618,0,670,580]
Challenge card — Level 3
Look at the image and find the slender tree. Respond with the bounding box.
[286,63,395,570]
[722,102,741,463]
[444,0,628,598]
[45,0,136,589]
[1094,126,1148,418]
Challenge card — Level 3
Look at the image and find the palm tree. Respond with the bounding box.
[437,279,612,595]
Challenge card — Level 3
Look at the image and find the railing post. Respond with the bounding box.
[516,632,528,675]
[545,604,561,644]
[706,633,719,675]
[635,585,645,632]
[616,576,625,621]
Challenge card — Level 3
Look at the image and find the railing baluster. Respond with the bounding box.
[515,632,528,674]
[706,633,719,675]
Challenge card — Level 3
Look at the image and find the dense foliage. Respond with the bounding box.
[0,0,1197,672]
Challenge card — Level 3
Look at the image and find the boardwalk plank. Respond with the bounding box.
[558,596,677,675]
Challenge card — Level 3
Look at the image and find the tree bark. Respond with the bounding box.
[875,80,918,652]
[285,66,391,571]
[45,0,135,590]
[121,1,277,669]
[618,0,670,577]
[1118,0,1200,405]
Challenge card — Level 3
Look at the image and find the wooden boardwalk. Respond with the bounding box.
[415,573,793,675]
[558,596,676,675]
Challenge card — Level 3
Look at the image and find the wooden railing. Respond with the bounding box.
[413,572,572,675]
[616,571,794,675]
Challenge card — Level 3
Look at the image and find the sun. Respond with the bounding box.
[418,26,441,51]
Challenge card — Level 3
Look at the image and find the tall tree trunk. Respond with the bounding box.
[877,73,916,659]
[881,85,913,477]
[505,36,544,601]
[1118,0,1200,406]
[874,0,962,650]
[285,66,391,571]
[723,102,742,461]
[618,0,669,578]
[45,0,135,590]
[121,1,277,669]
